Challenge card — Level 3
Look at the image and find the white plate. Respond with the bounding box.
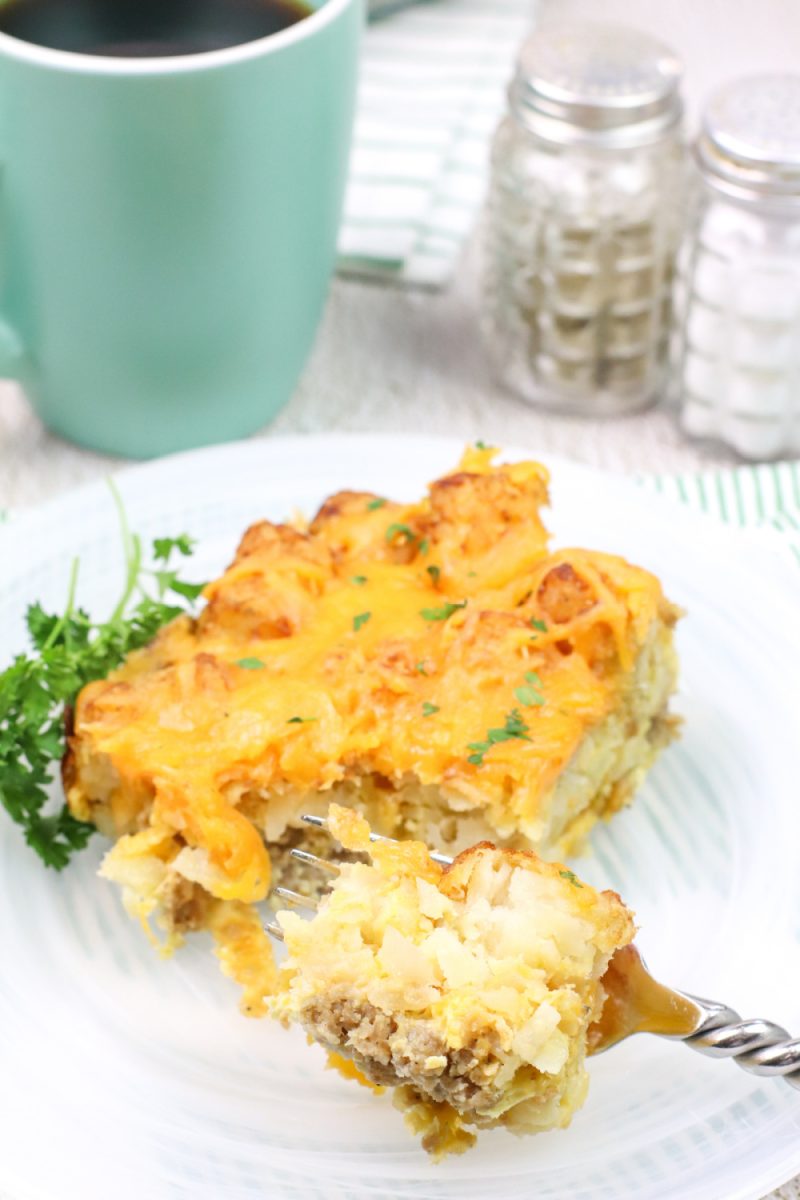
[1,434,799,1200]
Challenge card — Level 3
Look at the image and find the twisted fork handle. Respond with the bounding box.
[681,994,800,1090]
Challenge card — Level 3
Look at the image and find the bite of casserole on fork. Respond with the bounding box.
[271,805,636,1158]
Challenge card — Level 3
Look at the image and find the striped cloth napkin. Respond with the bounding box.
[637,460,800,569]
[337,0,534,288]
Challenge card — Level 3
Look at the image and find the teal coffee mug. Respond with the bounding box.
[0,0,361,457]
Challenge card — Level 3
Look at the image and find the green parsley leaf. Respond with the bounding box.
[287,716,317,724]
[415,661,428,675]
[467,743,488,766]
[426,565,441,584]
[515,670,545,707]
[530,618,548,633]
[351,575,368,586]
[475,440,491,451]
[153,534,195,562]
[152,568,206,603]
[420,600,466,622]
[501,708,531,739]
[0,484,204,871]
[169,578,207,602]
[422,702,440,717]
[418,537,430,556]
[237,657,266,670]
[386,522,416,546]
[353,611,372,632]
[559,869,583,888]
[25,603,62,652]
[367,497,387,511]
[466,708,531,767]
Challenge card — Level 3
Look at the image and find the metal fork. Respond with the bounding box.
[267,815,800,1089]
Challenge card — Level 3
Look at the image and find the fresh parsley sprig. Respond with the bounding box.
[0,483,205,870]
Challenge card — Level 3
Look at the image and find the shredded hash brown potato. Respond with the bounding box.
[272,805,636,1157]
[63,447,679,1006]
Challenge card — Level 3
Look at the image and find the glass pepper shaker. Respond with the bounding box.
[678,75,800,459]
[483,24,686,416]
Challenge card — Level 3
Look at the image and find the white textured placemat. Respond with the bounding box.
[337,0,533,287]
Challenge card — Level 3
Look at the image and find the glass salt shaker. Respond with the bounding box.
[678,75,800,459]
[483,24,686,416]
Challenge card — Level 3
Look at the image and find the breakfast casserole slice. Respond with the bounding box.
[62,446,679,1008]
[272,805,637,1158]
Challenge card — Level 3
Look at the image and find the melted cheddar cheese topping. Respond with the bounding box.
[68,448,674,906]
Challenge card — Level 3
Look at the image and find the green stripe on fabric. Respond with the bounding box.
[791,463,800,511]
[751,467,766,521]
[770,463,786,514]
[714,472,729,523]
[731,470,747,527]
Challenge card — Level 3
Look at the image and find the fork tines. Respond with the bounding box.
[273,886,318,912]
[300,812,454,866]
[267,815,456,943]
[289,847,340,875]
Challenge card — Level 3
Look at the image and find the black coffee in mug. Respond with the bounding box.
[0,0,313,57]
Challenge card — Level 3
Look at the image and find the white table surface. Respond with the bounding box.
[0,237,741,510]
[1,239,798,1200]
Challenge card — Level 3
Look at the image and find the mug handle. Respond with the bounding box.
[0,168,24,379]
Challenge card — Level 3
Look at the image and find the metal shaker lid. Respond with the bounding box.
[697,74,800,199]
[511,23,682,147]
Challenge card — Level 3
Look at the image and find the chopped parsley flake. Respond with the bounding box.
[530,618,548,633]
[426,564,441,584]
[467,708,531,766]
[420,600,466,622]
[418,537,430,556]
[237,657,266,670]
[353,611,372,632]
[475,440,491,451]
[415,661,428,675]
[559,869,583,888]
[287,716,317,725]
[422,702,440,717]
[514,669,545,707]
[386,522,416,546]
[351,575,368,586]
[367,498,386,511]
